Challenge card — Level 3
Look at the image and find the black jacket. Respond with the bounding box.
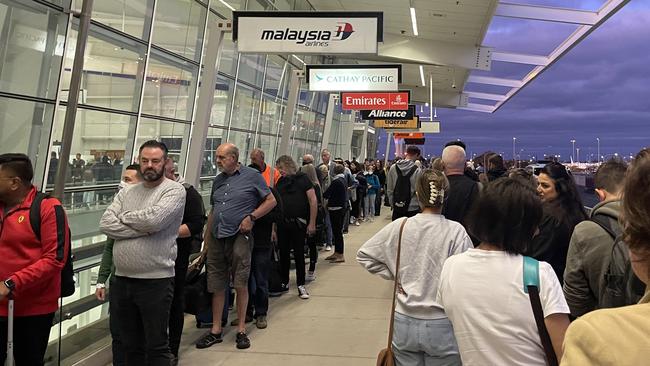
[324,177,347,209]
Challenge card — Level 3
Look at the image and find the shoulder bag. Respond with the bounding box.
[376,218,408,366]
[523,256,559,366]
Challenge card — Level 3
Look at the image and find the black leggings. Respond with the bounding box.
[329,209,345,254]
[278,223,307,287]
[306,234,318,272]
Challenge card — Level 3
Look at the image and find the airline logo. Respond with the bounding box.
[361,105,415,120]
[341,92,410,110]
[375,117,420,129]
[234,13,381,54]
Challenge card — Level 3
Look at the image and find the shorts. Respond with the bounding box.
[206,232,253,293]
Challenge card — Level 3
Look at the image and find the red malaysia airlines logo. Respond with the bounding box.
[334,23,355,41]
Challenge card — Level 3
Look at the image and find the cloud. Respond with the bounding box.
[379,5,650,160]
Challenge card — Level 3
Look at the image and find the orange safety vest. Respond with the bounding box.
[262,164,280,187]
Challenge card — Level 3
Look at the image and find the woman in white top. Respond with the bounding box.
[357,169,473,366]
[436,177,571,366]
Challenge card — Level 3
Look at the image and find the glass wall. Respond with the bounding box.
[0,0,333,363]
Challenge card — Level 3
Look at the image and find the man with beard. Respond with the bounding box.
[100,140,186,366]
[196,143,276,350]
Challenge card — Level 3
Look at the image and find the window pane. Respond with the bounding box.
[0,97,54,175]
[255,133,279,169]
[228,129,255,164]
[210,75,233,126]
[238,54,265,87]
[92,0,153,40]
[135,118,190,169]
[264,56,285,97]
[229,85,259,130]
[0,0,67,99]
[141,49,198,121]
[62,25,147,112]
[217,32,236,76]
[257,97,282,135]
[152,0,206,62]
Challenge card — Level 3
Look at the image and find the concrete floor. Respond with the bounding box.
[176,213,394,366]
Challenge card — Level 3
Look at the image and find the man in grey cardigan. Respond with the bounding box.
[100,140,186,366]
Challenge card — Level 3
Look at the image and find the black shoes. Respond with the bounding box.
[236,332,251,349]
[195,331,223,349]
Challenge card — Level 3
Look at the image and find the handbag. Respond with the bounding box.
[376,218,408,366]
[184,253,211,315]
[523,256,559,366]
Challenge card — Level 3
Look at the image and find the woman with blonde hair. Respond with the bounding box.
[357,168,472,366]
[562,148,650,365]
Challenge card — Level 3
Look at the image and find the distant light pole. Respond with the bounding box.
[576,148,580,163]
[512,137,517,167]
[570,139,576,162]
[596,137,600,163]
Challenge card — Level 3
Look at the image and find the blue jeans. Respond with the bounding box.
[392,313,461,366]
[247,247,271,317]
[365,193,376,219]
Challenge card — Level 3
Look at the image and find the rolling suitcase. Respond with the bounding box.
[6,296,14,366]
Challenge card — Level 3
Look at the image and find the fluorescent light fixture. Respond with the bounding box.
[292,54,306,65]
[419,65,425,86]
[219,0,235,11]
[410,7,418,36]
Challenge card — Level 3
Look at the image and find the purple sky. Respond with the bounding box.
[377,1,650,162]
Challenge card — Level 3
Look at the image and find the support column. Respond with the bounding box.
[278,69,303,156]
[52,0,94,200]
[319,93,338,158]
[384,131,392,166]
[184,19,231,187]
[360,122,369,161]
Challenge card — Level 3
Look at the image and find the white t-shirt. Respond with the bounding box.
[436,249,570,366]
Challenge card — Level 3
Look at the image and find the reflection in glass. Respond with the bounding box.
[210,76,233,126]
[229,85,259,131]
[0,97,54,166]
[152,0,206,61]
[142,49,198,121]
[91,0,153,40]
[135,118,190,170]
[0,0,68,99]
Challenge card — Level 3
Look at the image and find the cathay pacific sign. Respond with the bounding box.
[233,11,383,54]
[306,65,400,91]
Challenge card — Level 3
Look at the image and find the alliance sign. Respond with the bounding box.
[341,91,409,110]
[306,64,400,91]
[233,11,383,54]
[361,105,415,120]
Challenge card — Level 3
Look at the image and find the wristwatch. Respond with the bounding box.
[95,283,106,290]
[4,279,16,294]
[247,213,257,222]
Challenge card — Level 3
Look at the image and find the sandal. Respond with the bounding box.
[195,331,223,349]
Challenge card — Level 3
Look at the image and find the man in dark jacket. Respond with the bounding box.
[441,145,480,243]
[0,153,70,365]
[164,159,206,362]
[386,146,422,220]
[563,160,634,317]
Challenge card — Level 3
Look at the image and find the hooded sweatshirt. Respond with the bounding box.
[563,200,626,317]
[386,159,421,212]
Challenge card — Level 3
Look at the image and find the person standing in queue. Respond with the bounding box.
[0,153,71,366]
[275,155,318,299]
[196,143,276,350]
[99,141,186,366]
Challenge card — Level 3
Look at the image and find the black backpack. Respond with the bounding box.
[591,213,645,309]
[392,166,417,216]
[182,183,207,254]
[29,192,76,297]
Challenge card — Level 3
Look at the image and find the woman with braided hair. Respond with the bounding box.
[357,168,472,366]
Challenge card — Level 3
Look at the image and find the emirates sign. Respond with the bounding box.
[341,92,410,110]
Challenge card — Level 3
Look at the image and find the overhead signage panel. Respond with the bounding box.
[375,116,419,129]
[394,132,424,138]
[361,105,414,120]
[306,64,400,91]
[341,91,410,110]
[233,11,383,54]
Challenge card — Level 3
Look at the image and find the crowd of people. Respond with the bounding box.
[1,138,649,366]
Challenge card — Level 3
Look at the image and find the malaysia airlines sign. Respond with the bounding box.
[306,65,400,91]
[233,11,383,54]
[341,92,410,110]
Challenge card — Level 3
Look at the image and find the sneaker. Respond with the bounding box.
[230,315,254,326]
[324,245,332,251]
[195,331,223,349]
[298,285,310,299]
[331,253,346,263]
[256,315,267,329]
[235,332,251,349]
[355,221,360,226]
[306,271,316,282]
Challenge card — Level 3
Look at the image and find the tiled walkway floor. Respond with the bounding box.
[176,213,394,366]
